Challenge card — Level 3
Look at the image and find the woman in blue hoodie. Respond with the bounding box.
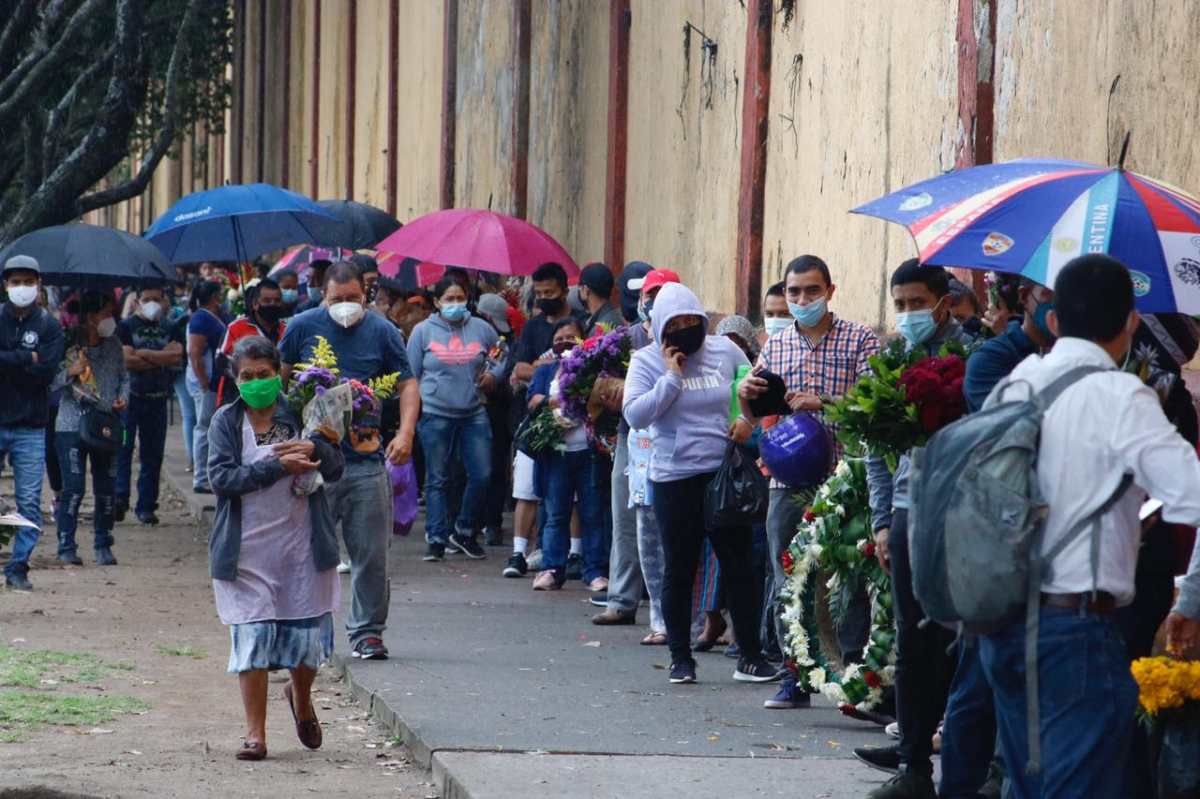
[407,277,506,562]
[623,282,779,687]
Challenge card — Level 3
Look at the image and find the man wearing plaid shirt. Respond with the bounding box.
[739,255,880,709]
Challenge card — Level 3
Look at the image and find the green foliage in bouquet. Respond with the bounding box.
[518,405,566,457]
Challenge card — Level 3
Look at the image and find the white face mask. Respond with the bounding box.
[763,317,792,337]
[138,301,163,321]
[329,301,365,329]
[95,317,117,338]
[6,284,37,308]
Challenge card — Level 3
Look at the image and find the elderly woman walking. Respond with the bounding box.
[207,336,345,761]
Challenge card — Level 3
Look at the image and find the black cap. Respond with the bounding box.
[349,253,380,275]
[619,261,652,322]
[579,262,615,298]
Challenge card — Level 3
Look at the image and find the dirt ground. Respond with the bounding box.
[0,485,433,799]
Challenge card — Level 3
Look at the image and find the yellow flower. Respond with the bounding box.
[1131,657,1200,717]
[368,372,400,400]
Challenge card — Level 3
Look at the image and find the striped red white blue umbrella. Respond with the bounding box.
[852,158,1200,313]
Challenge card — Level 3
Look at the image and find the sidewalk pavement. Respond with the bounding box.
[160,420,894,798]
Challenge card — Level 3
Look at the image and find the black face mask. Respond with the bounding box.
[663,324,705,356]
[538,297,565,316]
[257,305,284,325]
[552,339,576,356]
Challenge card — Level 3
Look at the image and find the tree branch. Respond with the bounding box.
[76,0,204,215]
[0,0,107,130]
[21,112,44,199]
[0,0,39,78]
[0,0,147,243]
[44,45,115,176]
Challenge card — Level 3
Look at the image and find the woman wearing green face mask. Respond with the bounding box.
[205,335,345,762]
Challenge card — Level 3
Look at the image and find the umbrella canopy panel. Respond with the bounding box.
[374,208,580,278]
[144,183,342,264]
[312,200,402,250]
[853,158,1200,314]
[0,223,176,288]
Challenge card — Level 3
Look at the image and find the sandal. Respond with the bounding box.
[693,616,728,652]
[236,740,267,761]
[640,631,668,646]
[284,682,323,750]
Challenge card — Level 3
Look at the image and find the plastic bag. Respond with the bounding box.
[388,460,418,536]
[703,441,769,529]
[293,382,353,496]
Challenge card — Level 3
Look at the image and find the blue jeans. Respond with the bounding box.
[174,373,196,463]
[940,637,997,798]
[55,431,117,556]
[541,449,608,581]
[116,394,169,516]
[980,607,1138,799]
[0,426,47,577]
[417,411,492,544]
[188,381,216,490]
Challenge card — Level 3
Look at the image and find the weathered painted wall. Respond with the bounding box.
[318,1,350,199]
[624,0,746,312]
[392,0,444,221]
[290,0,314,196]
[762,2,959,330]
[454,0,516,215]
[353,0,392,210]
[527,0,609,266]
[994,0,1200,190]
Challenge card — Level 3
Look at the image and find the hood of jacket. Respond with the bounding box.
[650,282,708,344]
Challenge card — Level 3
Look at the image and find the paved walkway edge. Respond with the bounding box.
[330,654,438,767]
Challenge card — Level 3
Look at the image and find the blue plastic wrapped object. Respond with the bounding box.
[760,413,832,489]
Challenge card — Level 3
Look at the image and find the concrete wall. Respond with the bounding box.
[762,1,959,329]
[624,0,746,313]
[526,0,609,267]
[393,0,444,220]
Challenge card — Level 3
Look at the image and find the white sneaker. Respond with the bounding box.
[885,721,900,739]
[526,549,544,572]
[337,560,351,574]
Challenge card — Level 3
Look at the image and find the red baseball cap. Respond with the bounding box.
[627,268,681,294]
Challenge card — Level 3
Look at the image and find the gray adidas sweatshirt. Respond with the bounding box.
[406,313,504,418]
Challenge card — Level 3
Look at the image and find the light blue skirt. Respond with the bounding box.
[227,613,335,673]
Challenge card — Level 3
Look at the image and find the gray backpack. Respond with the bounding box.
[908,364,1131,774]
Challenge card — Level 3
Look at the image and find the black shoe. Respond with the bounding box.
[5,573,32,592]
[502,552,528,578]
[193,485,212,495]
[564,552,584,581]
[423,543,445,562]
[136,512,160,526]
[483,526,504,546]
[95,547,118,566]
[723,642,742,659]
[864,771,935,799]
[58,553,83,566]
[669,660,697,684]
[589,593,608,607]
[854,743,902,775]
[113,502,128,523]
[351,637,389,660]
[449,533,486,560]
[733,658,784,683]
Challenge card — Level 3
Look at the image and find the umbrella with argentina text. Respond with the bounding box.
[852,156,1200,314]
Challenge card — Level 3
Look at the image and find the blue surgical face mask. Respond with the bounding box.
[637,297,653,323]
[788,296,827,328]
[307,286,321,302]
[440,302,469,322]
[896,309,938,347]
[763,317,792,337]
[281,288,298,305]
[1032,301,1055,341]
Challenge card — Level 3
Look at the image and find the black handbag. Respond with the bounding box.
[79,407,125,454]
[703,441,769,529]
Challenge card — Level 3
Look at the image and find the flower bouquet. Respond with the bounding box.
[556,328,632,455]
[824,339,970,470]
[1131,656,1200,797]
[515,404,566,457]
[347,373,402,455]
[779,458,897,714]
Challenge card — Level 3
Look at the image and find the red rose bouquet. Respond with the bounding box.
[897,354,967,434]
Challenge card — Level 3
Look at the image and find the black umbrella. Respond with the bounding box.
[313,200,402,250]
[0,223,176,288]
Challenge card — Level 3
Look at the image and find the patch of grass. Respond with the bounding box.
[0,690,148,741]
[153,643,207,659]
[0,646,117,689]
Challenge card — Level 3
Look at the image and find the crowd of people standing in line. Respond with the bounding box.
[3,246,1200,797]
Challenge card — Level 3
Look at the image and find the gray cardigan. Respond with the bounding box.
[206,399,344,581]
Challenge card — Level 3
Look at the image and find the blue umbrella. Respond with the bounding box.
[144,183,343,264]
[852,158,1200,314]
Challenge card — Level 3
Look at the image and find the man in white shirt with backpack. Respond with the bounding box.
[976,254,1200,798]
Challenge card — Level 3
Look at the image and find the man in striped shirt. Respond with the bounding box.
[739,255,881,709]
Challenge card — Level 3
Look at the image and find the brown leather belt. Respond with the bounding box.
[1040,591,1117,615]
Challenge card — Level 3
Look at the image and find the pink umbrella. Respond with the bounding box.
[372,208,580,278]
[375,252,446,287]
[269,245,352,281]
